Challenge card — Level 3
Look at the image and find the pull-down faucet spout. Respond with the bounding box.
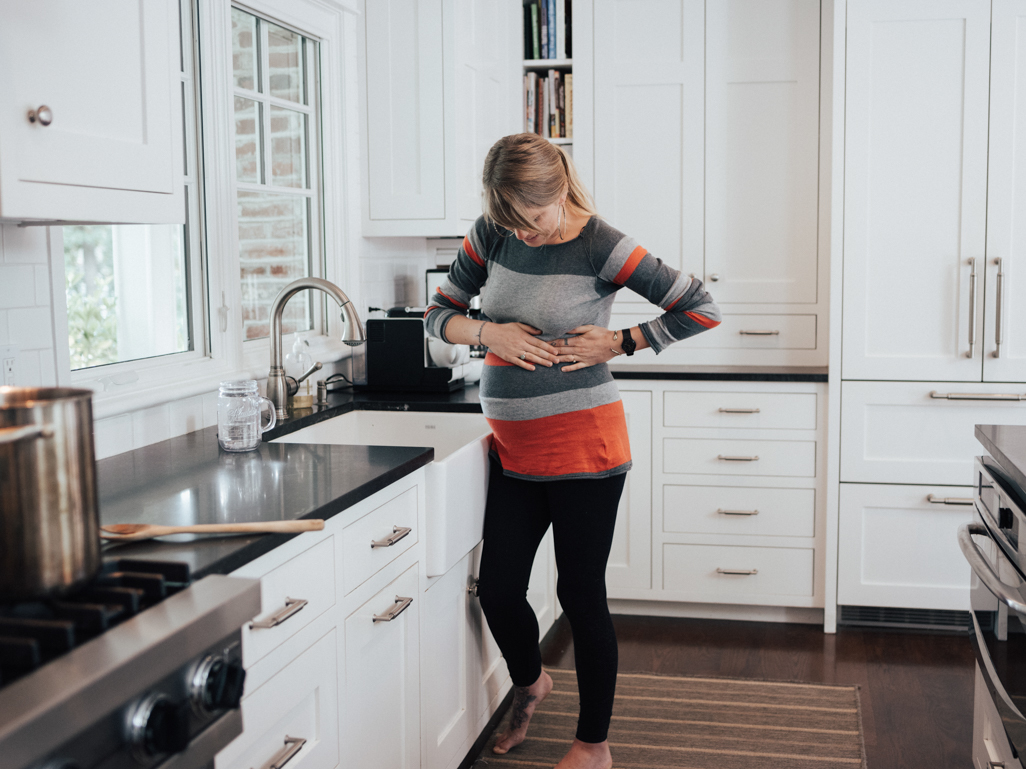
[267,277,365,419]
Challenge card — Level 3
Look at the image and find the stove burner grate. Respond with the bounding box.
[0,558,191,689]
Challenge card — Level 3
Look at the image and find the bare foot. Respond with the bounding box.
[553,738,613,769]
[492,670,554,754]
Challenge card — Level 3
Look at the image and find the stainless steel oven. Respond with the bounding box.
[960,456,1026,769]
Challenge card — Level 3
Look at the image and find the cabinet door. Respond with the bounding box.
[704,0,820,304]
[983,0,1026,382]
[0,0,176,194]
[364,0,446,221]
[606,390,652,592]
[526,528,557,636]
[593,0,704,306]
[837,483,972,611]
[841,0,990,381]
[343,564,420,769]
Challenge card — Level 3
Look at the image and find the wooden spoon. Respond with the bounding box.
[100,520,325,542]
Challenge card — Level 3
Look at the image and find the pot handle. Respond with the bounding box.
[0,424,54,444]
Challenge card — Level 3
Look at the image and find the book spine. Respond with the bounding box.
[524,4,532,60]
[531,3,540,60]
[528,73,537,133]
[548,0,556,61]
[540,0,548,59]
[556,0,565,60]
[558,72,565,138]
[566,73,573,139]
[542,76,550,138]
[565,0,572,58]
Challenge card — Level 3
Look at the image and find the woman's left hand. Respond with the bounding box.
[556,325,617,372]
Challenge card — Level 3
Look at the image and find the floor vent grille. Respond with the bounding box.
[839,605,972,632]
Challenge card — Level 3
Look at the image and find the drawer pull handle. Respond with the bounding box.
[717,508,760,516]
[250,597,307,629]
[929,390,1026,401]
[994,257,1005,358]
[717,455,759,462]
[967,257,978,359]
[716,568,759,576]
[739,330,780,336]
[373,595,413,623]
[718,408,760,414]
[255,735,307,769]
[371,525,412,548]
[926,494,974,506]
[467,578,480,596]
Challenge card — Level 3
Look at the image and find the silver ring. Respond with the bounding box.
[519,353,527,360]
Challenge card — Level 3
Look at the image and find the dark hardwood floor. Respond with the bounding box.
[540,615,977,769]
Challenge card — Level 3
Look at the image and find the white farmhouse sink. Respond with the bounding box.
[275,410,491,577]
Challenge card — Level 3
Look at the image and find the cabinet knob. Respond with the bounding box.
[709,274,720,282]
[28,105,53,126]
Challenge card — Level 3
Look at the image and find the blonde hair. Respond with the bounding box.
[481,133,597,235]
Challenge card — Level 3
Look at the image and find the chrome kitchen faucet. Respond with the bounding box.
[267,278,365,419]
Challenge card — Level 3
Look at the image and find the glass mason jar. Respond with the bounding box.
[217,380,277,452]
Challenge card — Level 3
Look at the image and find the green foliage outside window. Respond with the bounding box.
[64,226,118,370]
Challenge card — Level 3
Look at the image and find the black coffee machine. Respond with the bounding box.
[360,316,465,393]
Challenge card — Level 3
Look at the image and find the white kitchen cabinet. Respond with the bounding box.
[360,0,520,236]
[527,528,558,636]
[606,390,652,591]
[593,0,827,366]
[837,483,973,611]
[841,0,992,381]
[0,0,184,223]
[342,563,421,769]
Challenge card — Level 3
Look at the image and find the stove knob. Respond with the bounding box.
[190,654,247,715]
[127,692,190,761]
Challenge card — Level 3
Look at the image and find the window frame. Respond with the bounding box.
[53,0,361,420]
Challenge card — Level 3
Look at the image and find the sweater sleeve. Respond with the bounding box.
[596,237,721,354]
[423,219,490,343]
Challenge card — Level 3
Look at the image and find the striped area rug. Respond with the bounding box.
[471,668,866,769]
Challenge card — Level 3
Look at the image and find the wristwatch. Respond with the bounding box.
[620,328,637,357]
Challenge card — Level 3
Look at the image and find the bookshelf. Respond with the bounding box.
[522,1,573,150]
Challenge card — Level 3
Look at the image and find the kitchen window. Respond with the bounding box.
[58,0,358,415]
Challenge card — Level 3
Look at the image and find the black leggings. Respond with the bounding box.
[477,457,626,744]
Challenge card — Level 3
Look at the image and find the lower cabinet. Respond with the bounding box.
[421,544,511,769]
[342,563,421,769]
[837,483,974,611]
[216,630,339,769]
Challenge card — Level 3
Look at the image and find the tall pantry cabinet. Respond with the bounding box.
[591,0,829,367]
[837,0,1026,613]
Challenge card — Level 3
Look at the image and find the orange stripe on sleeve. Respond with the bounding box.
[685,311,720,329]
[612,246,646,285]
[463,236,485,267]
[484,352,514,367]
[437,289,468,309]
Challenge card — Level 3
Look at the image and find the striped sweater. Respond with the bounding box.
[425,216,721,481]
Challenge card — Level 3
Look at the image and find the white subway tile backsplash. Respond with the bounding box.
[34,265,50,307]
[169,395,206,437]
[1,226,49,264]
[17,350,41,388]
[8,307,54,349]
[132,404,171,448]
[38,351,57,387]
[201,389,220,428]
[0,265,37,308]
[0,310,8,344]
[94,414,133,460]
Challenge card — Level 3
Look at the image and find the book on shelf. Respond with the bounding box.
[555,0,565,62]
[523,70,572,141]
[566,73,573,138]
[524,1,571,61]
[548,0,556,61]
[540,0,548,59]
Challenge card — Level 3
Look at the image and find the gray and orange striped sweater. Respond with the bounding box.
[425,215,721,481]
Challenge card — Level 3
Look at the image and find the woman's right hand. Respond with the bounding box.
[482,322,559,370]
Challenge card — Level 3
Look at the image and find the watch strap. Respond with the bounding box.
[621,327,637,357]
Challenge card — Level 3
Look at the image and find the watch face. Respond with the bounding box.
[621,328,637,356]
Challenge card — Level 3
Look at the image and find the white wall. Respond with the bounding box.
[0,221,440,458]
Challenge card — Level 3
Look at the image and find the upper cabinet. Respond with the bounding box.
[360,0,521,237]
[592,0,828,366]
[0,0,185,224]
[842,0,1026,383]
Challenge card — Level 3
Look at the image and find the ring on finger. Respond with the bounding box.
[519,353,527,360]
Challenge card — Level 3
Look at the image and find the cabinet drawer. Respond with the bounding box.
[840,381,1026,485]
[837,483,973,611]
[663,485,815,537]
[242,537,335,666]
[216,630,338,769]
[342,485,419,594]
[686,315,817,349]
[664,390,817,430]
[664,437,816,477]
[662,543,814,597]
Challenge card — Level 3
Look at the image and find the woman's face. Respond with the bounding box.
[512,197,565,247]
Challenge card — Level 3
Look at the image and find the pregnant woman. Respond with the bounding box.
[424,133,720,769]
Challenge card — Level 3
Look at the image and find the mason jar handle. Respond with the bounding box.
[258,397,277,434]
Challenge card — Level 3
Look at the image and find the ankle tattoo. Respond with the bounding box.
[510,686,537,730]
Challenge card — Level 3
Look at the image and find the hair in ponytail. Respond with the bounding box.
[481,133,597,235]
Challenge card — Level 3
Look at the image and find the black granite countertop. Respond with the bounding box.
[977,424,1026,495]
[609,364,828,382]
[97,425,433,578]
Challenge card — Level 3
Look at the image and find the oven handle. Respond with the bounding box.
[958,523,1026,615]
[970,609,1026,736]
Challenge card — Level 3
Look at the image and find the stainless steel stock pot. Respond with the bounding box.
[0,387,101,600]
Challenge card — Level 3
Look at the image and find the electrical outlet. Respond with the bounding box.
[1,345,19,386]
